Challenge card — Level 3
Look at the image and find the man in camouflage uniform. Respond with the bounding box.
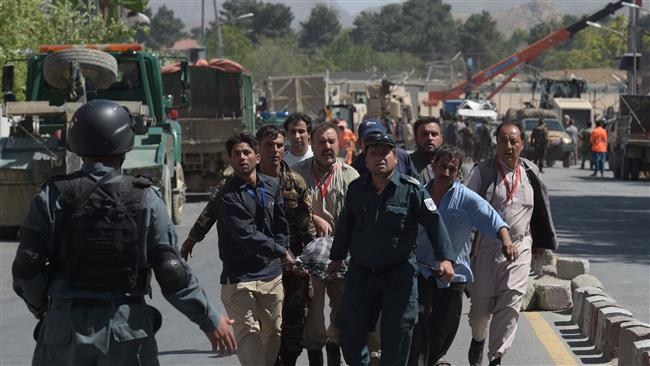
[256,125,317,365]
[530,118,549,173]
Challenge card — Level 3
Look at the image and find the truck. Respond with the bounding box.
[538,77,593,130]
[608,94,650,180]
[505,107,575,167]
[161,59,255,192]
[1,44,187,233]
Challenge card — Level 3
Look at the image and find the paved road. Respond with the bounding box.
[1,165,648,365]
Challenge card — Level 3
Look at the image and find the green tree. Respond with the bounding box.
[299,3,341,50]
[221,0,294,44]
[205,24,254,67]
[0,0,135,99]
[135,6,188,50]
[458,11,505,69]
[250,36,308,82]
[350,0,458,61]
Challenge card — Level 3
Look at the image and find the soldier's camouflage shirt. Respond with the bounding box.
[277,161,317,255]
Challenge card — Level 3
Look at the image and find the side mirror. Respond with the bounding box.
[2,64,16,102]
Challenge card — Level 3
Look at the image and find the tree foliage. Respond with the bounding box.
[0,0,136,99]
[299,3,341,50]
[221,0,294,44]
[458,11,505,69]
[135,6,188,50]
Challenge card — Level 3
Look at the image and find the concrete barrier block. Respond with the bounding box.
[632,340,650,366]
[521,282,536,311]
[595,307,634,353]
[602,315,636,360]
[571,274,604,293]
[619,326,650,366]
[532,249,557,276]
[556,257,590,280]
[583,297,616,338]
[536,283,572,311]
[572,287,605,325]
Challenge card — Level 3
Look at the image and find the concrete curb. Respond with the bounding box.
[531,251,649,365]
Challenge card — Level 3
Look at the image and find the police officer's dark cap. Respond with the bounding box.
[364,133,395,148]
[358,118,386,139]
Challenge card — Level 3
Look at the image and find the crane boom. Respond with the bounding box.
[426,0,630,106]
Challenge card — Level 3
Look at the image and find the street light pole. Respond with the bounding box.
[215,13,254,59]
[630,5,638,94]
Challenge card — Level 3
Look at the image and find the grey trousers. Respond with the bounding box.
[467,289,523,361]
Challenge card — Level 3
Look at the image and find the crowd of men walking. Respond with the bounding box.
[12,100,560,366]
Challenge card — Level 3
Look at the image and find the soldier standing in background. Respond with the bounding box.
[530,119,549,173]
[255,125,317,366]
[579,121,594,170]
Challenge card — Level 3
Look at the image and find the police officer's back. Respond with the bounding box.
[12,100,235,365]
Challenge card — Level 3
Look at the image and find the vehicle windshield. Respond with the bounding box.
[524,118,564,132]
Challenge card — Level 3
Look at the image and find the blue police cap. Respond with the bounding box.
[364,132,395,148]
[358,118,386,139]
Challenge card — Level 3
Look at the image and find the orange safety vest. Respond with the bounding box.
[590,127,607,153]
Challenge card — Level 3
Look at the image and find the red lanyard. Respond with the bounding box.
[313,162,337,200]
[496,158,520,206]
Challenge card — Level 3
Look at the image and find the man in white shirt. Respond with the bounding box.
[284,113,314,167]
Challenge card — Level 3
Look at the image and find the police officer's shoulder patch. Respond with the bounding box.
[424,197,437,212]
[401,174,422,187]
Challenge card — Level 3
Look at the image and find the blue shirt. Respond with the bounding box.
[416,180,508,288]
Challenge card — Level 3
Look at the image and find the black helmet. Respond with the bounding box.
[67,100,134,156]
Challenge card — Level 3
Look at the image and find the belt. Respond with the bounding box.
[48,296,145,310]
[353,259,409,273]
[511,232,530,242]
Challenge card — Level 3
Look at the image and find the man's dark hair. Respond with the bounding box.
[255,124,284,142]
[586,121,593,128]
[595,120,602,127]
[284,112,313,132]
[496,121,525,142]
[434,144,465,169]
[310,122,338,141]
[413,116,441,136]
[226,133,258,156]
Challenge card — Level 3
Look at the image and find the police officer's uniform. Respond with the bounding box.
[330,133,455,366]
[12,100,221,366]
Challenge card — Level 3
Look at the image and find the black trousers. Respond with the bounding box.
[409,274,466,366]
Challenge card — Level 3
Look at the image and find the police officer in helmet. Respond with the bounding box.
[12,99,236,365]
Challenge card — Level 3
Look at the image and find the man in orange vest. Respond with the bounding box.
[590,120,608,177]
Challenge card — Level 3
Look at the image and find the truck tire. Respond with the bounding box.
[622,157,632,181]
[171,164,185,225]
[43,48,118,90]
[546,158,555,168]
[630,158,641,181]
[162,162,173,218]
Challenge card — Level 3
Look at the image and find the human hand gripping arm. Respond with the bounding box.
[181,192,219,260]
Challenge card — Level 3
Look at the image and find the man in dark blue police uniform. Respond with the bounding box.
[328,132,456,366]
[12,100,235,366]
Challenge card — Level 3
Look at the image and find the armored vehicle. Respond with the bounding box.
[1,44,186,233]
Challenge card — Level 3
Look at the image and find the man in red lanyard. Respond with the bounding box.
[293,123,360,366]
[464,122,558,366]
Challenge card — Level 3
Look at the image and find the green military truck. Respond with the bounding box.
[162,60,254,192]
[0,44,187,234]
[608,95,650,180]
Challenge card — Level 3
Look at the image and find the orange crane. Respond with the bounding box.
[426,0,634,106]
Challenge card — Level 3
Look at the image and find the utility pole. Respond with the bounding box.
[214,0,224,58]
[200,0,205,46]
[629,5,639,94]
